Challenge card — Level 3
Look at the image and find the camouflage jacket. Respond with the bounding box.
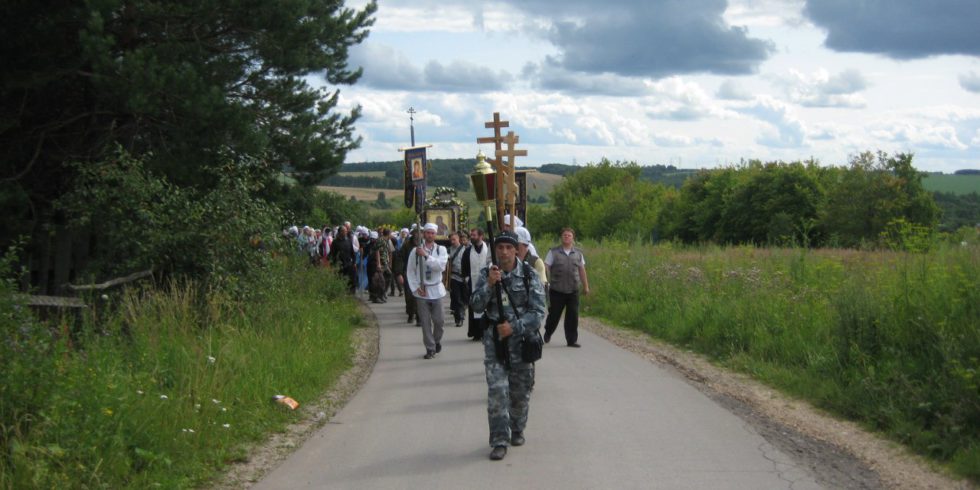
[471,260,547,339]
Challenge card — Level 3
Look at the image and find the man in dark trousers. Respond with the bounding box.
[470,231,546,461]
[328,225,357,294]
[461,227,491,341]
[543,227,590,347]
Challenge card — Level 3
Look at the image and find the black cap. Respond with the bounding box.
[494,231,519,247]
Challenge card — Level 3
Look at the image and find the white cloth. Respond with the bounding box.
[514,226,539,258]
[466,241,491,319]
[502,214,523,228]
[406,242,448,299]
[467,242,491,293]
[423,222,438,232]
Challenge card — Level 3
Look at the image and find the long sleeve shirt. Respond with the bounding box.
[406,242,448,299]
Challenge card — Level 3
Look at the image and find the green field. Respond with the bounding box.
[584,241,980,481]
[338,171,388,178]
[923,174,980,195]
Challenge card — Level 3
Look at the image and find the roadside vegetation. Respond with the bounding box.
[0,251,359,488]
[582,240,979,481]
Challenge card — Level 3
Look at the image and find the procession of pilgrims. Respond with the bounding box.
[281,213,546,308]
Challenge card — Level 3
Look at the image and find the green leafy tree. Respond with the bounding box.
[819,152,939,247]
[2,0,376,282]
[548,159,674,241]
[717,161,822,245]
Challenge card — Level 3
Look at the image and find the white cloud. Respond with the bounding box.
[741,95,807,148]
[870,123,968,151]
[717,80,754,100]
[775,68,868,108]
[645,77,736,121]
[725,0,806,27]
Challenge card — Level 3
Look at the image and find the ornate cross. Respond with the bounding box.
[477,112,526,229]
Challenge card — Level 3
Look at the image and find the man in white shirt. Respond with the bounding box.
[407,223,449,359]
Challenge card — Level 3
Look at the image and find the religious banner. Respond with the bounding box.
[403,146,427,209]
[414,184,426,215]
[405,146,427,184]
[403,168,414,209]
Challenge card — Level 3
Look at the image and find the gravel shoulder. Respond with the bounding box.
[211,303,972,489]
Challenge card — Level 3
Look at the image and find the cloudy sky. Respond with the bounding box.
[321,0,980,172]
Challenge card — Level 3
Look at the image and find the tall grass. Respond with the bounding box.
[1,258,360,488]
[584,241,980,480]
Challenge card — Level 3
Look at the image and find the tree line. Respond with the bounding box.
[533,152,958,250]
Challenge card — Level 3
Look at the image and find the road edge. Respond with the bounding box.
[580,316,973,490]
[211,300,381,489]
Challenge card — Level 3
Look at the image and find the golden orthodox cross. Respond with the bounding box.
[477,112,526,229]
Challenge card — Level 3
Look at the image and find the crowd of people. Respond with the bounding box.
[284,216,592,461]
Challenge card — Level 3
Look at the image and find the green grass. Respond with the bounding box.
[1,258,361,488]
[582,241,980,482]
[923,174,980,195]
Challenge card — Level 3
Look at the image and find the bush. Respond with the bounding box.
[1,256,359,488]
[57,147,282,300]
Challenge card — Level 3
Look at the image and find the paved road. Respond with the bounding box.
[255,296,822,489]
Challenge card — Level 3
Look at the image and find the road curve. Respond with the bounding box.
[255,297,822,489]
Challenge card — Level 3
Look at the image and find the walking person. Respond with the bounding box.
[447,231,468,327]
[543,227,590,347]
[461,227,491,341]
[398,228,419,324]
[515,226,547,292]
[328,226,357,294]
[470,231,547,461]
[406,223,448,359]
[384,229,397,297]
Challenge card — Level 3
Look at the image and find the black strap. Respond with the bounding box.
[500,262,532,321]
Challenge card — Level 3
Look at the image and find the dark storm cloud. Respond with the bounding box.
[803,0,980,58]
[349,44,510,93]
[511,0,775,77]
[523,60,651,96]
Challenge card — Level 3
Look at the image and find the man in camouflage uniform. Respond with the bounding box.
[470,231,547,461]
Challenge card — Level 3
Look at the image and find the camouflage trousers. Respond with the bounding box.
[484,357,535,448]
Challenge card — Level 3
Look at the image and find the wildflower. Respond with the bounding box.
[222,423,231,429]
[194,403,201,411]
[207,356,216,365]
[212,399,221,405]
[221,407,227,412]
[137,390,145,395]
[159,395,169,400]
[181,428,195,433]
[102,408,113,416]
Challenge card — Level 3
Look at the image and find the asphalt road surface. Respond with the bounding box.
[255,296,823,489]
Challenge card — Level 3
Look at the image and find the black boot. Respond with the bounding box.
[489,446,507,460]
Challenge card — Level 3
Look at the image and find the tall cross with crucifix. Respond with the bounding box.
[477,112,527,229]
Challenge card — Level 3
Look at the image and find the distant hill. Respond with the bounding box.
[331,160,702,194]
[537,162,699,188]
[923,173,980,196]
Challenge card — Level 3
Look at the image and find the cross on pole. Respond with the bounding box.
[495,131,527,229]
[478,113,508,224]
